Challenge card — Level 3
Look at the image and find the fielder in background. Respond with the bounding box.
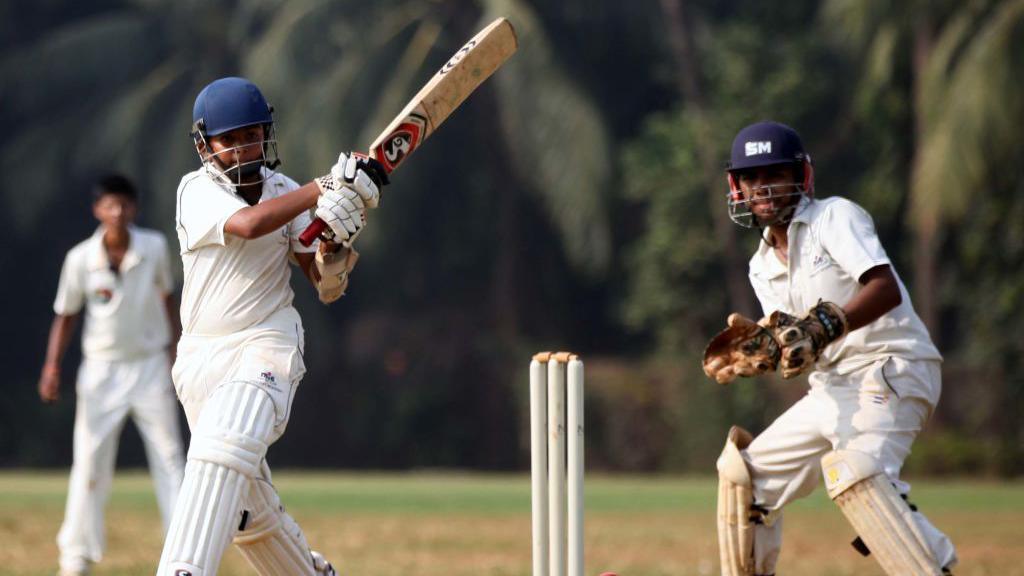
[703,121,957,576]
[38,174,186,576]
[156,77,386,576]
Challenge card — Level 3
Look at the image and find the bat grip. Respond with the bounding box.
[299,218,326,247]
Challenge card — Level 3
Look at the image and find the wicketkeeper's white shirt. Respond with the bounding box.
[748,196,942,378]
[53,225,174,361]
[175,168,317,336]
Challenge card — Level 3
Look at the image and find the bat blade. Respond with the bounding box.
[300,17,518,246]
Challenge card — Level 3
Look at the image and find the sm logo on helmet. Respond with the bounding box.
[745,141,772,156]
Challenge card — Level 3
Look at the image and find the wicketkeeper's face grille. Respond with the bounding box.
[727,181,807,228]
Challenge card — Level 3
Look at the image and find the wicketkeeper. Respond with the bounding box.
[704,121,957,575]
[156,77,386,576]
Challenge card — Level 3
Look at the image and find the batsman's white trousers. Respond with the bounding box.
[161,306,308,575]
[58,351,185,572]
[743,356,957,574]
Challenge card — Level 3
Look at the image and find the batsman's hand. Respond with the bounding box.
[702,313,782,385]
[314,187,365,242]
[317,152,388,209]
[772,300,849,379]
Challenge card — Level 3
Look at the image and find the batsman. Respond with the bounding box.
[705,121,957,575]
[156,77,385,576]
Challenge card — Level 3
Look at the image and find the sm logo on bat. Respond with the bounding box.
[376,118,425,171]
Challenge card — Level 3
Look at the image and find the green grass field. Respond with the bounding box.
[1,471,1021,575]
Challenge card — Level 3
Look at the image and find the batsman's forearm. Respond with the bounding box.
[226,183,320,239]
[43,314,78,369]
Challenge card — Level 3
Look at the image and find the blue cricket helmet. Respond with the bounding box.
[727,121,808,172]
[192,77,273,138]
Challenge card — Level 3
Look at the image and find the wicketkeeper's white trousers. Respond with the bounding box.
[742,356,957,574]
[58,351,185,572]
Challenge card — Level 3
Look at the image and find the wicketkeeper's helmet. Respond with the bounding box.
[724,121,814,228]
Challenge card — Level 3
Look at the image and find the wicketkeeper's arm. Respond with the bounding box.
[843,264,902,331]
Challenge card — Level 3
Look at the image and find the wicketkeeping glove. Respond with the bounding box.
[773,300,848,379]
[702,313,782,385]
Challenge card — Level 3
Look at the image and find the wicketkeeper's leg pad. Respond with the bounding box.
[822,449,943,576]
[157,382,276,576]
[233,462,337,575]
[717,426,758,576]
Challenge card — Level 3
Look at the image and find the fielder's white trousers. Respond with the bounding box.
[743,356,957,574]
[58,351,185,572]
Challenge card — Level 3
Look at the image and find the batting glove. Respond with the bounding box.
[314,187,365,242]
[316,152,388,209]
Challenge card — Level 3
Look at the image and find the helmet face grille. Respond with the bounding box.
[727,183,807,228]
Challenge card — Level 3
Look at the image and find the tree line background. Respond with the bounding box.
[2,0,1022,476]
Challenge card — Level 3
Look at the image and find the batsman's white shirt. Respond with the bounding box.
[174,168,317,337]
[748,196,942,397]
[53,225,173,359]
[173,168,317,427]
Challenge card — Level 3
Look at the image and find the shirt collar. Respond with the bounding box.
[749,196,817,278]
[86,225,142,272]
[789,195,818,225]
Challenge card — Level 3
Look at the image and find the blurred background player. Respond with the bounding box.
[156,77,385,576]
[705,121,958,575]
[38,174,186,576]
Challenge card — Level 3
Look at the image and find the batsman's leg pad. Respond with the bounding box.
[157,382,276,576]
[822,450,942,576]
[717,426,758,576]
[233,462,336,575]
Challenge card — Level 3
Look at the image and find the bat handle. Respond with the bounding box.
[299,218,326,247]
[298,218,361,248]
[300,151,384,248]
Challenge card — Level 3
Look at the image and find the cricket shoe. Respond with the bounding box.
[312,550,337,576]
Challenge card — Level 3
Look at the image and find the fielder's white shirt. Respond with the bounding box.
[53,225,174,361]
[175,168,317,336]
[748,196,942,375]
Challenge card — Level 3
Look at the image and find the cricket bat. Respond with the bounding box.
[299,17,518,247]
